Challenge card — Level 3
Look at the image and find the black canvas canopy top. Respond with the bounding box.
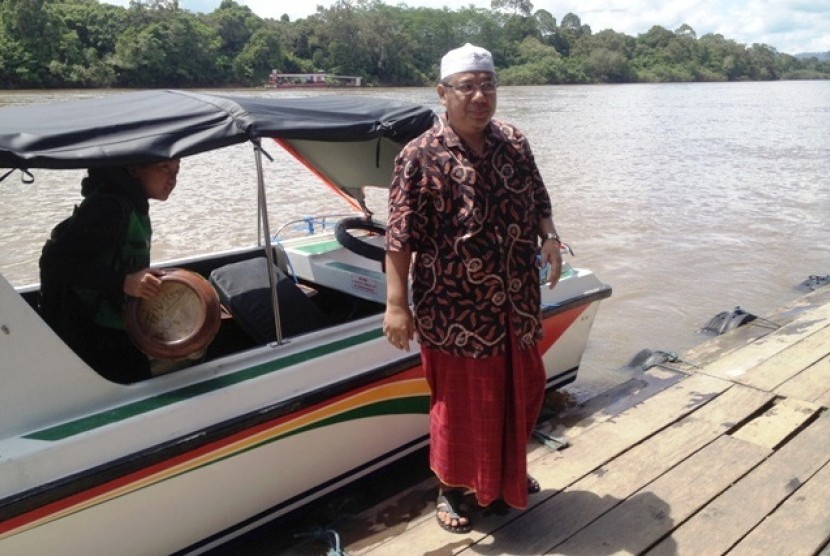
[0,90,436,171]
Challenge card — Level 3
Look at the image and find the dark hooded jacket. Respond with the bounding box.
[39,167,152,382]
[40,167,151,327]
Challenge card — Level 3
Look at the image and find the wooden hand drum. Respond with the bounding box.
[125,269,221,360]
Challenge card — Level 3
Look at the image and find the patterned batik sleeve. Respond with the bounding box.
[386,143,424,253]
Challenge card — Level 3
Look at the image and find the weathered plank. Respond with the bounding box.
[728,459,830,556]
[548,435,770,555]
[540,367,686,444]
[331,477,439,555]
[647,413,830,555]
[736,324,830,392]
[816,388,830,409]
[467,385,774,555]
[531,373,732,493]
[682,286,830,369]
[775,355,830,406]
[698,301,830,382]
[729,397,822,449]
[351,373,733,555]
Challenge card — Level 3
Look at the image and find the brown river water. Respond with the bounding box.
[1,82,828,397]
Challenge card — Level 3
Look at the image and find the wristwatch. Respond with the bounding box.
[542,231,561,243]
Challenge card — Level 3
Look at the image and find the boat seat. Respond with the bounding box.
[209,257,328,344]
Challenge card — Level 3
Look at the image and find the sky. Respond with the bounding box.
[108,0,830,55]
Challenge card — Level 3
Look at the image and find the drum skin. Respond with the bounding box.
[125,269,221,360]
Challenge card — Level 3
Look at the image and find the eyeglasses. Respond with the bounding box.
[442,80,499,96]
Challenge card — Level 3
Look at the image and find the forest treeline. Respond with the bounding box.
[1,0,829,89]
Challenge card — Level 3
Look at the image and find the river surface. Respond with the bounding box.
[1,82,829,398]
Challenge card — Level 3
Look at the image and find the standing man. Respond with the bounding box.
[384,43,563,533]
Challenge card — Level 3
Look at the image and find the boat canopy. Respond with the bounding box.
[0,90,435,171]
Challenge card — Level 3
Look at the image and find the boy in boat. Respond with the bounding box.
[383,43,563,533]
[39,160,180,384]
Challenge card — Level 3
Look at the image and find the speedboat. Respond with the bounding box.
[0,90,611,554]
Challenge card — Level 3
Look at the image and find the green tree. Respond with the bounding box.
[746,43,780,80]
[534,9,556,44]
[233,25,282,85]
[1,1,827,89]
[0,28,31,87]
[310,0,365,76]
[205,0,263,68]
[114,10,221,86]
[675,23,696,39]
[53,0,129,53]
[1,0,69,86]
[572,30,634,82]
[359,4,425,85]
[560,12,583,33]
[552,12,588,56]
[490,0,533,17]
[499,37,571,84]
[47,0,128,86]
[698,33,749,80]
[633,25,701,81]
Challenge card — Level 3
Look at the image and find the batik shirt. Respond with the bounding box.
[386,115,553,358]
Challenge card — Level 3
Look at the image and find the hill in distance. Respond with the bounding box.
[795,51,830,61]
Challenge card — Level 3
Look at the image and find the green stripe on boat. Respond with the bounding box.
[290,239,342,255]
[221,397,430,463]
[26,329,384,441]
[326,261,385,280]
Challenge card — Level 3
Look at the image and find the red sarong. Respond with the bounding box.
[422,337,545,509]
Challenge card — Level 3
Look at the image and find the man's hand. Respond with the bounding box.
[539,241,563,290]
[384,302,415,351]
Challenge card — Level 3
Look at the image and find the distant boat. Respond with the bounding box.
[265,70,362,88]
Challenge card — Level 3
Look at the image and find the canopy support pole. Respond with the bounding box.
[253,141,283,345]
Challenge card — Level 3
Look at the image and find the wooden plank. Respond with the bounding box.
[697,301,830,382]
[540,367,686,446]
[682,286,830,369]
[532,373,731,493]
[548,435,770,555]
[729,459,830,556]
[775,355,830,406]
[730,397,822,449]
[468,385,774,555]
[816,388,830,409]
[351,373,733,555]
[737,324,830,392]
[647,413,830,555]
[333,477,439,555]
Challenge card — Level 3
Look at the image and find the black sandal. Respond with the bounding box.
[528,475,541,494]
[435,489,472,534]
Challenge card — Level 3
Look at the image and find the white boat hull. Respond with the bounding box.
[0,233,609,555]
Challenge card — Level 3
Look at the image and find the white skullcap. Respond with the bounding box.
[440,43,495,80]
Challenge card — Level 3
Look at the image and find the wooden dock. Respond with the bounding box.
[271,286,830,555]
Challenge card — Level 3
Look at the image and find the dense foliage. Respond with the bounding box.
[1,0,828,89]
